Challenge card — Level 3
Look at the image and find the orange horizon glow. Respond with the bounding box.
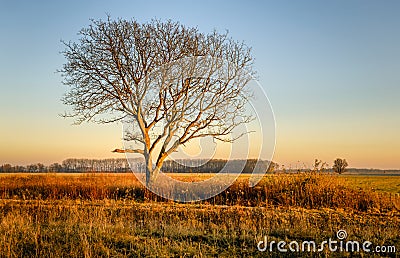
[1,119,399,169]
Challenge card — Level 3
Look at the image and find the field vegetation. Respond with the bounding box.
[0,173,399,257]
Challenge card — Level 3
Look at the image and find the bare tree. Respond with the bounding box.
[332,158,348,174]
[60,17,255,186]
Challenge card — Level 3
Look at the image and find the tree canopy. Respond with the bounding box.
[333,158,348,174]
[60,17,255,186]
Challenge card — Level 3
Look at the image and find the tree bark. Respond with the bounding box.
[144,153,153,187]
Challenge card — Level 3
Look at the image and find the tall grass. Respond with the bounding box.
[0,173,399,256]
[0,200,399,257]
[0,173,399,212]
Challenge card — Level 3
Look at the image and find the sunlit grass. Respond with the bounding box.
[343,175,400,194]
[0,173,399,256]
[0,199,399,257]
[0,173,399,211]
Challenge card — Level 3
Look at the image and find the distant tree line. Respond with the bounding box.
[0,158,277,173]
[161,159,276,174]
[4,158,396,174]
[0,159,131,173]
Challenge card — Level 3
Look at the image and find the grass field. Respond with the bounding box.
[343,175,400,194]
[0,173,399,257]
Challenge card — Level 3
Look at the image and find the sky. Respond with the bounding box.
[0,0,399,169]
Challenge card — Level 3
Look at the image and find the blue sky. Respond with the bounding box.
[0,0,399,168]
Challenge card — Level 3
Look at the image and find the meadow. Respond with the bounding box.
[0,173,399,257]
[344,175,400,194]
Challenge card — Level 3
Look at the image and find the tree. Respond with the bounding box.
[60,17,255,187]
[49,163,63,172]
[37,163,46,172]
[0,164,12,172]
[332,158,348,174]
[27,164,38,172]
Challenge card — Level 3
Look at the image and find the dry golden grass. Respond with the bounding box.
[0,200,399,257]
[0,172,399,257]
[1,173,399,212]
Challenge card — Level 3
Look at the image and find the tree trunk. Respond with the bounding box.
[144,153,153,188]
[150,166,161,184]
[145,164,161,188]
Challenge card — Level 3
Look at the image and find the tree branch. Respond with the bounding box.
[112,148,144,155]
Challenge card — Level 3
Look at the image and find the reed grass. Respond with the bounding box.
[0,173,398,212]
[0,173,399,257]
